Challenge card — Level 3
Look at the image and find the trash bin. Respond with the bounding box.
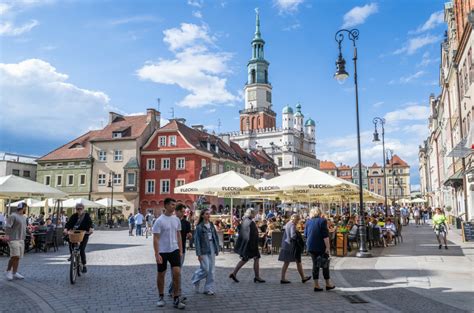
[456,217,462,229]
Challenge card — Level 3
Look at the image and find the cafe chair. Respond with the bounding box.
[44,230,57,252]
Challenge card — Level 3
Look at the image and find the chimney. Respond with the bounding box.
[192,124,204,131]
[146,108,158,128]
[221,134,230,145]
[108,112,123,125]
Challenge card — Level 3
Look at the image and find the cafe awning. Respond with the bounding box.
[443,170,464,187]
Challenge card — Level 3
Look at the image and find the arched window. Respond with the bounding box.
[251,69,256,84]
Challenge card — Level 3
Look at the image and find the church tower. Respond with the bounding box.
[240,9,276,132]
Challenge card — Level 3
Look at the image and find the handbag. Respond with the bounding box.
[292,230,305,258]
[316,253,330,268]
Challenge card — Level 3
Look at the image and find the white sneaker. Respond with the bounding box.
[5,271,13,281]
[204,290,215,295]
[13,272,24,280]
[193,283,200,294]
[156,297,165,307]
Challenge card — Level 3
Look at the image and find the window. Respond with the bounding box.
[45,163,51,168]
[377,178,381,184]
[113,173,122,185]
[57,163,63,168]
[169,135,177,146]
[67,174,74,186]
[175,179,185,187]
[211,163,217,174]
[177,158,185,170]
[98,150,107,161]
[68,162,74,168]
[44,175,51,186]
[80,161,86,167]
[354,179,359,184]
[266,91,272,103]
[378,188,382,195]
[56,175,63,186]
[114,150,123,161]
[389,178,392,185]
[161,158,170,170]
[112,132,122,138]
[160,179,170,194]
[126,172,136,186]
[159,136,167,147]
[201,159,207,168]
[370,188,374,192]
[147,159,155,170]
[146,179,155,194]
[22,170,30,177]
[370,178,374,184]
[79,174,86,186]
[98,174,106,186]
[278,157,283,167]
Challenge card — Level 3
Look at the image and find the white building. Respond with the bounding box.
[225,11,318,174]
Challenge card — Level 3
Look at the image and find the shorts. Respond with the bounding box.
[8,240,25,258]
[157,249,181,272]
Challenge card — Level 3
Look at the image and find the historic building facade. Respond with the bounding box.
[226,11,318,174]
[140,119,276,213]
[419,1,473,221]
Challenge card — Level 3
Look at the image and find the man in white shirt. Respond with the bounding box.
[134,211,144,236]
[153,198,185,310]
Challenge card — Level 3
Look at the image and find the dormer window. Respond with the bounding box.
[70,143,83,149]
[112,132,122,138]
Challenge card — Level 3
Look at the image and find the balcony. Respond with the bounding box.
[239,107,276,116]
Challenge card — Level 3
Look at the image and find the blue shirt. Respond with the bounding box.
[304,217,329,253]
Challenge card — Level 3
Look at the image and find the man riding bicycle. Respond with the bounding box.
[64,203,93,273]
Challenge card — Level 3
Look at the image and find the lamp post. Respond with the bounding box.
[386,149,394,206]
[334,28,371,258]
[372,117,388,216]
[107,171,114,227]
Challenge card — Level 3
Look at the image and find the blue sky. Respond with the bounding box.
[0,0,447,188]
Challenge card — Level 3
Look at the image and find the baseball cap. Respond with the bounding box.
[17,202,27,210]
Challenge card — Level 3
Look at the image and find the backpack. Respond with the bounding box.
[129,216,135,224]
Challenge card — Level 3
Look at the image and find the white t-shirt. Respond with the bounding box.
[204,223,212,240]
[152,214,181,253]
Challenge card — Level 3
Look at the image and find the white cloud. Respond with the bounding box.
[372,101,384,108]
[417,51,439,67]
[274,0,305,14]
[0,59,111,139]
[342,3,378,28]
[137,23,238,108]
[0,0,53,36]
[384,105,430,123]
[108,15,159,26]
[0,19,38,36]
[393,34,442,55]
[193,11,203,19]
[187,0,203,8]
[413,11,444,33]
[393,70,425,84]
[283,22,301,31]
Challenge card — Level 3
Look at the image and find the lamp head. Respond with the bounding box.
[373,130,380,142]
[334,53,349,83]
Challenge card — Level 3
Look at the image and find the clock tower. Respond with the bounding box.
[240,9,276,132]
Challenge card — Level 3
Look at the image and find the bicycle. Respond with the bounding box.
[68,230,86,285]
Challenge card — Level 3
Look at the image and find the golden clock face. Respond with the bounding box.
[248,90,257,101]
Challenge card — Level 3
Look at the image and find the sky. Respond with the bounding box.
[0,0,447,189]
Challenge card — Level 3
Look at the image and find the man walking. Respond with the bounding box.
[5,202,27,281]
[153,198,185,309]
[168,204,192,296]
[135,210,144,236]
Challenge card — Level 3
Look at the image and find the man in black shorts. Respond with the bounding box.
[153,198,185,309]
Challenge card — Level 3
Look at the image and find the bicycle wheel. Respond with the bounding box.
[69,253,77,284]
[76,253,82,277]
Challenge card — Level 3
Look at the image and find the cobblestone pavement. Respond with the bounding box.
[0,223,472,313]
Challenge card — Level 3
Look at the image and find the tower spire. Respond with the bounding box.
[254,8,261,39]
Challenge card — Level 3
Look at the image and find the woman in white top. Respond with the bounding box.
[413,207,420,226]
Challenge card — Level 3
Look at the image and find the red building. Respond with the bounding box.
[139,120,276,213]
[337,164,352,182]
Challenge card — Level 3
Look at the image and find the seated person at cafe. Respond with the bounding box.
[45,218,56,232]
[383,218,397,245]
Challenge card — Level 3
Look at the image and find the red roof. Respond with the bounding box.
[38,114,151,161]
[387,154,409,167]
[320,161,337,170]
[337,164,351,170]
[369,162,380,168]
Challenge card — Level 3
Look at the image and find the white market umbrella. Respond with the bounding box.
[63,198,105,209]
[411,198,427,204]
[0,175,67,199]
[7,198,41,207]
[30,198,58,208]
[95,198,128,207]
[174,171,260,197]
[396,198,412,204]
[255,167,356,195]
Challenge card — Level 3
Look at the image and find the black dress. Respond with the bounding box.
[234,217,260,261]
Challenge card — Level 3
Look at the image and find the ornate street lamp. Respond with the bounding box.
[373,117,388,216]
[107,171,115,227]
[334,28,371,258]
[386,149,395,206]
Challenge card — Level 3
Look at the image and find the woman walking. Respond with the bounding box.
[304,208,335,292]
[191,209,220,295]
[432,208,449,249]
[279,214,311,284]
[229,208,265,283]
